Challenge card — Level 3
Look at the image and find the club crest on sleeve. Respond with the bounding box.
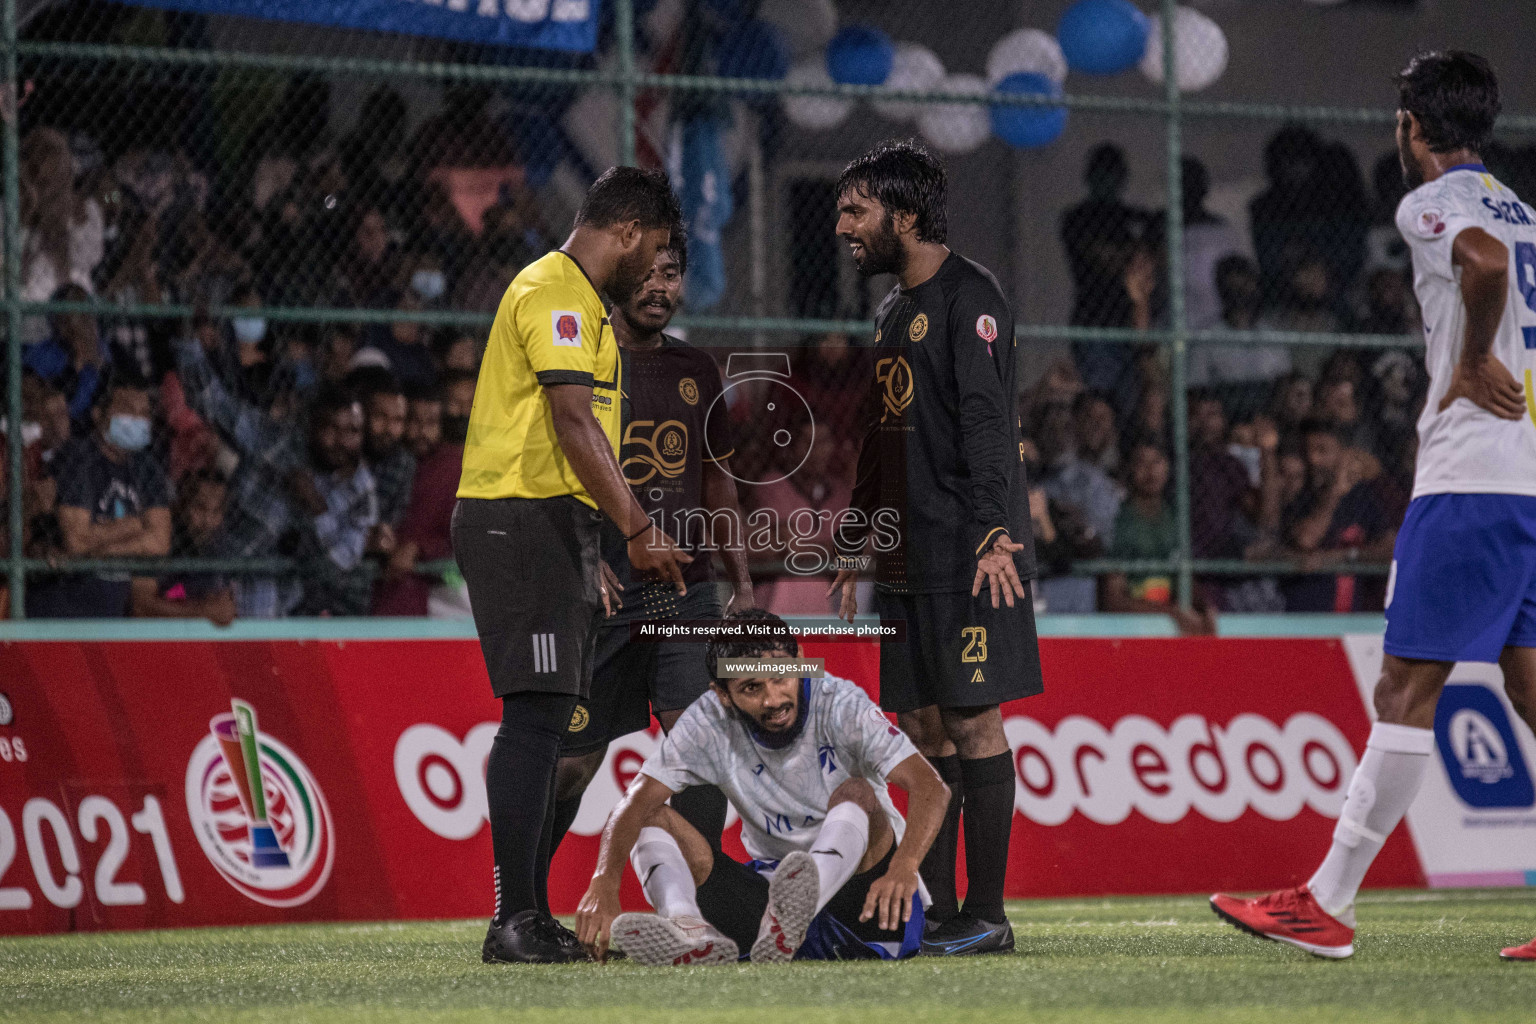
[552,310,583,347]
[1418,209,1446,238]
[976,314,998,342]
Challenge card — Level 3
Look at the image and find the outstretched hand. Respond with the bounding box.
[972,535,1028,609]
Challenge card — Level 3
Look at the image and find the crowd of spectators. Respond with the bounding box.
[0,104,1462,624]
[0,76,544,620]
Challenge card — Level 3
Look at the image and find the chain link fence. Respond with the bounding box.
[2,0,1534,623]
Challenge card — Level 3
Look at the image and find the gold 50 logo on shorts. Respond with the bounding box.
[621,419,689,484]
[876,356,915,423]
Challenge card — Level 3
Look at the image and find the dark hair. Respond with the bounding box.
[1397,50,1500,155]
[837,139,948,245]
[441,368,479,393]
[1085,142,1128,188]
[344,366,401,400]
[705,608,797,686]
[660,230,689,278]
[97,370,151,411]
[1188,387,1223,410]
[574,166,682,233]
[312,384,360,423]
[1263,125,1322,182]
[406,380,445,404]
[1298,416,1347,444]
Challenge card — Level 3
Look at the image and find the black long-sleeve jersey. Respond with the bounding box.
[839,252,1035,593]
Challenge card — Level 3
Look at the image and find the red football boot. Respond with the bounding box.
[1500,937,1536,961]
[1210,886,1355,959]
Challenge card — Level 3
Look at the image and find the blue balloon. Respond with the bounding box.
[1057,0,1150,76]
[990,72,1068,149]
[718,20,791,81]
[825,25,895,86]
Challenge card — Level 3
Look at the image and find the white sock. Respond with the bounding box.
[631,827,701,921]
[1307,722,1434,918]
[808,803,869,913]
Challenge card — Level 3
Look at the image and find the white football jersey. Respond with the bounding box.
[641,674,919,864]
[1396,164,1536,499]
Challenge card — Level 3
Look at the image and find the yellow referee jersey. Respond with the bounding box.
[457,251,622,507]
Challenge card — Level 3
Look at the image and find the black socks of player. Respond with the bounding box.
[486,691,578,924]
[921,753,965,922]
[959,752,1016,924]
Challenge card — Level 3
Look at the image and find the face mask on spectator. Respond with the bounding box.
[411,269,447,302]
[232,316,267,344]
[107,414,151,452]
[21,421,42,447]
[442,414,470,444]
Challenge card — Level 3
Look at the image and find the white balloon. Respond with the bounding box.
[782,58,854,132]
[1140,6,1229,93]
[986,27,1068,86]
[873,43,947,122]
[759,0,838,60]
[918,73,990,155]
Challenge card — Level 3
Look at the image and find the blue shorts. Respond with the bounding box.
[1383,493,1536,663]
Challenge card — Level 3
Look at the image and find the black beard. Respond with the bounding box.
[854,214,907,278]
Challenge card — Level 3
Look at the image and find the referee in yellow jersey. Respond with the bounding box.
[454,167,692,964]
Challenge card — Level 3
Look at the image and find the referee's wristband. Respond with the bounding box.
[625,521,653,543]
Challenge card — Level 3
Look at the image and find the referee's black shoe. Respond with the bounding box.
[920,912,1015,956]
[483,909,592,964]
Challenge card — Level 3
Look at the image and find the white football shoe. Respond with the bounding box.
[611,913,738,966]
[750,851,820,964]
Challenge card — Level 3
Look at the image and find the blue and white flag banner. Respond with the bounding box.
[126,0,601,53]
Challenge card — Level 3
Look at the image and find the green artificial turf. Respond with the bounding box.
[2,890,1533,1024]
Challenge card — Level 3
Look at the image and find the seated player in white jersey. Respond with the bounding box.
[574,608,951,964]
[1213,50,1536,962]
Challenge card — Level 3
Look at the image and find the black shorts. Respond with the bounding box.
[563,582,725,754]
[694,843,907,956]
[874,585,1044,713]
[451,496,604,699]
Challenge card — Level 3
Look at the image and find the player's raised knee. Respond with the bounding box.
[829,776,878,814]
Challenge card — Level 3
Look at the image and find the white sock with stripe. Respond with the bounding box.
[1307,722,1434,918]
[809,803,869,914]
[631,827,702,921]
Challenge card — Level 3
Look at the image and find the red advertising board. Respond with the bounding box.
[0,636,1422,935]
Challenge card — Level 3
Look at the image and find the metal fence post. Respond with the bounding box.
[4,0,22,618]
[616,0,636,167]
[1161,0,1192,611]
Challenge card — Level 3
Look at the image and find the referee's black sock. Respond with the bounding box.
[669,784,728,853]
[959,752,1015,924]
[486,691,577,925]
[921,753,965,923]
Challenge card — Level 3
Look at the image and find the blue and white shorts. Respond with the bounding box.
[1384,493,1536,663]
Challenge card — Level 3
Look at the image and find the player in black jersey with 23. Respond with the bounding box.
[830,140,1043,956]
[545,236,754,869]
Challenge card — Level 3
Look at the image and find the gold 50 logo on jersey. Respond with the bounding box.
[622,419,689,484]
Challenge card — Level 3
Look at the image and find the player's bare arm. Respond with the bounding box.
[546,382,693,590]
[575,773,678,960]
[1442,226,1524,420]
[702,458,753,611]
[860,753,949,932]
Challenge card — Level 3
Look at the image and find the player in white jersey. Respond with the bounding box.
[574,609,951,964]
[1214,51,1536,962]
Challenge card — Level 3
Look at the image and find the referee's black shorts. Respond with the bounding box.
[451,495,604,699]
[874,585,1044,713]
